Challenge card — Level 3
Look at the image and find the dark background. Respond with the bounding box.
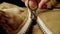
[0,0,25,7]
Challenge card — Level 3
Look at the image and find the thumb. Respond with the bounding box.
[29,0,37,8]
[25,0,37,8]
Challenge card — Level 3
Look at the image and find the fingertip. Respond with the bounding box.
[38,0,47,10]
[21,0,26,3]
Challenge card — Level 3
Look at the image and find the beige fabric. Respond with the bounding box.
[0,2,28,34]
[38,10,60,34]
[31,24,43,34]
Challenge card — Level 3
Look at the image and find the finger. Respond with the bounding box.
[38,0,47,9]
[29,0,37,8]
[28,0,41,8]
[21,0,26,3]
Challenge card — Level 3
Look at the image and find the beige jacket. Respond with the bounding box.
[0,2,60,34]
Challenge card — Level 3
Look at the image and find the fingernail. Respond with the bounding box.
[39,2,47,10]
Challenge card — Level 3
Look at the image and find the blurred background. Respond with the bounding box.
[0,0,25,7]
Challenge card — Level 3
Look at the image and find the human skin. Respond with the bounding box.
[21,0,48,9]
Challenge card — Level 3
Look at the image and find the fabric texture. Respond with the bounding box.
[0,2,28,34]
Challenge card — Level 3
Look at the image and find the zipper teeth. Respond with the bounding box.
[37,17,52,34]
[17,9,32,34]
[39,23,47,34]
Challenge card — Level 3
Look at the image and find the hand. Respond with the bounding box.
[21,0,48,10]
